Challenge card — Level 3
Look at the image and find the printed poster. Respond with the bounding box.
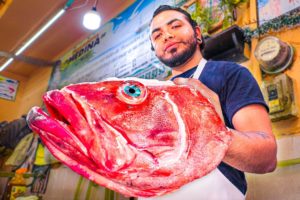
[0,75,19,101]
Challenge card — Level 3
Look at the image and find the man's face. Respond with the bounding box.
[150,10,198,68]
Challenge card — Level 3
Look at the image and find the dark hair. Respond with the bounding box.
[150,5,205,51]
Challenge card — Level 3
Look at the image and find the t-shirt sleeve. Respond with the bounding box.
[224,65,268,126]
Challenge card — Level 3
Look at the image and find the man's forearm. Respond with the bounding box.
[223,128,277,174]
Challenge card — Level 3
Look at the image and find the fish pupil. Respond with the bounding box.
[124,85,141,97]
[129,88,135,94]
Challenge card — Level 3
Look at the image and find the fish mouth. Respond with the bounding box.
[27,89,114,169]
[27,90,80,131]
[27,89,142,172]
[43,90,87,128]
[28,89,98,151]
[27,89,90,157]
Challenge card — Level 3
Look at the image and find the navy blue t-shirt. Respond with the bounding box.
[172,61,268,194]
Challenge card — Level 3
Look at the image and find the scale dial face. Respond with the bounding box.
[255,37,281,62]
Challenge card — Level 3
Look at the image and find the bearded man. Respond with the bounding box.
[142,5,277,200]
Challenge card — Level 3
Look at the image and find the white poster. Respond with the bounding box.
[0,75,19,101]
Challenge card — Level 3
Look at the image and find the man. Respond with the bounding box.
[144,5,277,200]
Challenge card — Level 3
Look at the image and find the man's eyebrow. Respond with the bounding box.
[151,18,182,35]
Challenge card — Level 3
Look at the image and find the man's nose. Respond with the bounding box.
[163,32,174,41]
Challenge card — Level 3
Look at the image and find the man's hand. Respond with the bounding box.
[173,77,224,123]
[173,77,277,173]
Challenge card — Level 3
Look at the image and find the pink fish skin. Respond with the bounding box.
[27,78,232,197]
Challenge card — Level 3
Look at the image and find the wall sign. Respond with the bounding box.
[49,0,180,90]
[0,75,19,101]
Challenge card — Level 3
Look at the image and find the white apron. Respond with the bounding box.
[139,59,245,200]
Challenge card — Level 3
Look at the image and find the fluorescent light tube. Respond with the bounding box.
[0,9,66,71]
[0,58,14,71]
[15,9,66,56]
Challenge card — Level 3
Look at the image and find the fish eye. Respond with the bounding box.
[117,81,147,105]
[124,85,141,97]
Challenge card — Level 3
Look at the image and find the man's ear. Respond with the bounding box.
[194,26,202,41]
[151,43,154,51]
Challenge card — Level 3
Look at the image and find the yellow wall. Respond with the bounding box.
[237,0,300,137]
[265,28,300,136]
[236,1,300,200]
[246,29,300,136]
[18,67,53,115]
[0,66,52,122]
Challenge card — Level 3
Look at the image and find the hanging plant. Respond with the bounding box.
[190,0,248,35]
[191,1,223,35]
[219,0,248,9]
[219,0,248,28]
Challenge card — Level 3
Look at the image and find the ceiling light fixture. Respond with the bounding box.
[15,9,66,56]
[0,58,14,71]
[82,0,101,30]
[0,0,75,72]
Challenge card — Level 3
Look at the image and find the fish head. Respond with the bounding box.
[27,77,231,197]
[29,78,198,161]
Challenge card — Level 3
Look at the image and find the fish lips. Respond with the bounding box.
[27,89,93,154]
[30,89,95,136]
[27,89,137,172]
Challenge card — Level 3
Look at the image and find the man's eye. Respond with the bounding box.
[172,24,181,29]
[154,33,162,40]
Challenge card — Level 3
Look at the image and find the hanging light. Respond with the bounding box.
[83,0,101,30]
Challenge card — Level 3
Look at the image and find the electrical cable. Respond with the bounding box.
[67,0,90,11]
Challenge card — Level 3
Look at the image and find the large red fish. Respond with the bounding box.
[27,78,232,197]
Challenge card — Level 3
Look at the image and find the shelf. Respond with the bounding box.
[0,171,38,178]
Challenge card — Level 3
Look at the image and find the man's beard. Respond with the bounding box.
[157,35,197,68]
